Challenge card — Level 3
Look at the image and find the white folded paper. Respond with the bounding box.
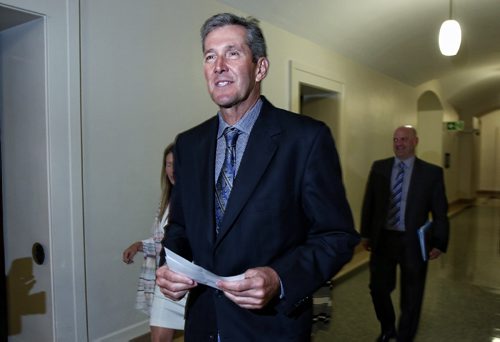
[164,247,245,289]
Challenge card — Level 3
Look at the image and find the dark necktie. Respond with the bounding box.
[215,127,240,234]
[387,161,405,229]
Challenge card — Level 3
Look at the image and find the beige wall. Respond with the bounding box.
[79,0,455,339]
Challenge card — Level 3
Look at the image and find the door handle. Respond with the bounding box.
[32,243,45,265]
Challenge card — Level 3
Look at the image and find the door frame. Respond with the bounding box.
[1,144,5,339]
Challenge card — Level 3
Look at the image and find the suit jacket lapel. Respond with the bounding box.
[196,117,218,247]
[381,158,394,198]
[215,102,281,246]
[405,158,422,224]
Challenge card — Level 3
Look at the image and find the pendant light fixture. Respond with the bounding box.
[439,0,461,56]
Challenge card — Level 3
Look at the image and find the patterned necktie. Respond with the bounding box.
[387,161,405,229]
[215,127,240,234]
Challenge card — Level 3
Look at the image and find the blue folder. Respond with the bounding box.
[418,220,432,261]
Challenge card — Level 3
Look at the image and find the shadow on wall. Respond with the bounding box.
[6,257,45,335]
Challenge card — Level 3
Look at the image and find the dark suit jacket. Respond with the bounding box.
[163,97,360,341]
[361,157,449,255]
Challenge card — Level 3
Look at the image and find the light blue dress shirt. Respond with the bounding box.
[215,99,262,182]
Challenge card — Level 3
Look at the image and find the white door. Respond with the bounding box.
[1,1,86,340]
[1,13,52,340]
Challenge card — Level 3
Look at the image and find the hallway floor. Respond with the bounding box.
[315,196,500,342]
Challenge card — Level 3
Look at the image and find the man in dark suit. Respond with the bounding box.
[155,12,360,341]
[361,126,450,342]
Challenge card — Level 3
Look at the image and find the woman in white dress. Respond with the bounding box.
[123,142,186,342]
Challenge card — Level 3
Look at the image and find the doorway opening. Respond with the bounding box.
[300,83,340,141]
[290,61,344,152]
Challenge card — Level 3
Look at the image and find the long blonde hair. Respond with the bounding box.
[159,142,175,218]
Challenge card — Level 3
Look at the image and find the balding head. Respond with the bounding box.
[393,125,418,160]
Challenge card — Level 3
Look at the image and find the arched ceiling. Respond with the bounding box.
[219,0,500,117]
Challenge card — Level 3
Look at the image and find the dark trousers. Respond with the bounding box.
[369,230,428,342]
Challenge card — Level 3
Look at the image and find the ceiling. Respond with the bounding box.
[220,0,500,118]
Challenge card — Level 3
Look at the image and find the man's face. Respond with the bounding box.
[393,127,418,160]
[203,25,267,110]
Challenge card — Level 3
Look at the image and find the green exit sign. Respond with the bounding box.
[446,121,464,131]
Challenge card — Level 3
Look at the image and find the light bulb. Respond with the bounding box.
[439,19,462,56]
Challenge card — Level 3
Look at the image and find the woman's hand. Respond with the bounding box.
[122,241,142,264]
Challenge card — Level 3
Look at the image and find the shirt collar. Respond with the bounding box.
[217,98,262,138]
[394,156,415,169]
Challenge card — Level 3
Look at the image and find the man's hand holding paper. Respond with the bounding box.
[217,266,281,310]
[155,263,196,301]
[157,248,245,301]
[157,248,280,310]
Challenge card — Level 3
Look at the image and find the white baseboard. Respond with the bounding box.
[93,319,149,342]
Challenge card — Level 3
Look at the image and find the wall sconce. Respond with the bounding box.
[439,0,461,56]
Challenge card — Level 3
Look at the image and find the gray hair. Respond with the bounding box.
[200,13,267,63]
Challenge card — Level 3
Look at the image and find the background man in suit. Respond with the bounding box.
[361,125,450,342]
[156,12,360,341]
